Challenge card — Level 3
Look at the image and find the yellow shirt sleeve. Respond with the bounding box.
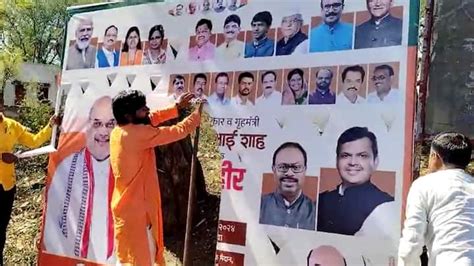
[16,123,52,148]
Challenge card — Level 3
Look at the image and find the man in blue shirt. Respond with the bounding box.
[355,0,402,49]
[309,0,353,53]
[244,11,275,58]
[96,25,120,68]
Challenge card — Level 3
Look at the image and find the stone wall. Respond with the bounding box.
[426,0,473,137]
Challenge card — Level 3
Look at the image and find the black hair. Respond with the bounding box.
[122,26,142,52]
[342,65,365,82]
[224,14,241,27]
[215,72,229,83]
[261,71,276,82]
[194,73,207,85]
[112,90,146,125]
[252,11,272,27]
[374,64,394,76]
[431,132,472,169]
[287,68,304,82]
[148,25,165,45]
[315,68,334,79]
[104,25,118,36]
[196,18,213,31]
[272,142,307,167]
[238,72,254,83]
[336,127,378,159]
[173,75,185,84]
[320,0,345,8]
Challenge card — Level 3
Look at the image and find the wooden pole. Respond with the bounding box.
[183,103,203,266]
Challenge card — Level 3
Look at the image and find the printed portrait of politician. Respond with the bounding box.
[255,70,282,106]
[260,142,316,230]
[337,65,367,104]
[44,96,117,264]
[244,11,275,58]
[143,25,171,65]
[317,127,395,235]
[96,25,120,68]
[66,17,97,70]
[214,0,226,13]
[232,71,256,106]
[309,67,337,105]
[189,19,216,62]
[307,245,347,266]
[367,63,400,103]
[120,26,143,66]
[168,74,189,101]
[354,0,403,49]
[282,68,309,105]
[309,0,353,53]
[190,73,210,100]
[216,15,245,60]
[275,12,309,56]
[168,3,184,16]
[208,72,233,106]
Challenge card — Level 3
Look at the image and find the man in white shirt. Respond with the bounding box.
[367,64,400,103]
[44,96,117,264]
[398,132,474,266]
[232,72,255,106]
[208,72,231,106]
[337,65,366,104]
[216,15,244,60]
[256,71,282,106]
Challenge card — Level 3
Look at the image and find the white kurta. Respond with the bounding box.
[43,148,116,264]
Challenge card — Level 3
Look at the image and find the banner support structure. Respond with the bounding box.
[183,103,203,266]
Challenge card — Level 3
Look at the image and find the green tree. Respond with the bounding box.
[0,48,22,105]
[1,0,102,65]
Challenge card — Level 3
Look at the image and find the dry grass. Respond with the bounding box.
[4,114,222,265]
[4,130,473,265]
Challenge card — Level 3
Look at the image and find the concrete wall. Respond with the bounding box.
[425,0,474,138]
[3,63,59,106]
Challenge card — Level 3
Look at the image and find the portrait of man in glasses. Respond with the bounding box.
[367,64,400,103]
[259,142,316,230]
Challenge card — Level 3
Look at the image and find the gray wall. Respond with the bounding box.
[426,0,474,138]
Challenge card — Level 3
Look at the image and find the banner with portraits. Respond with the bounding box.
[39,0,419,265]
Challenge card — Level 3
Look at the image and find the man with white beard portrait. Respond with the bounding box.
[66,17,97,70]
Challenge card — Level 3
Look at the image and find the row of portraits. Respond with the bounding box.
[168,0,248,16]
[255,127,396,237]
[168,62,401,106]
[65,2,404,70]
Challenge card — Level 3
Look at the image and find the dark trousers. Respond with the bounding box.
[0,186,15,266]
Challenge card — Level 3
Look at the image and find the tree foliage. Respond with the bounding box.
[0,48,22,102]
[0,0,102,65]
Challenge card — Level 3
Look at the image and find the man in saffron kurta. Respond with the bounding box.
[110,91,200,265]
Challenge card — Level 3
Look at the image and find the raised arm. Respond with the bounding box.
[149,104,179,126]
[16,115,59,148]
[398,181,428,266]
[135,108,201,149]
[16,123,52,149]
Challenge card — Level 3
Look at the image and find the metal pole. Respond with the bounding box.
[183,103,203,266]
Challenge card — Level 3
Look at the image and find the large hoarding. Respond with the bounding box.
[39,0,419,265]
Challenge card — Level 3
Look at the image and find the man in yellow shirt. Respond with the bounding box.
[110,90,201,265]
[0,102,58,265]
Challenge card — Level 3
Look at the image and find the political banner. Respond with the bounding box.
[39,0,419,265]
